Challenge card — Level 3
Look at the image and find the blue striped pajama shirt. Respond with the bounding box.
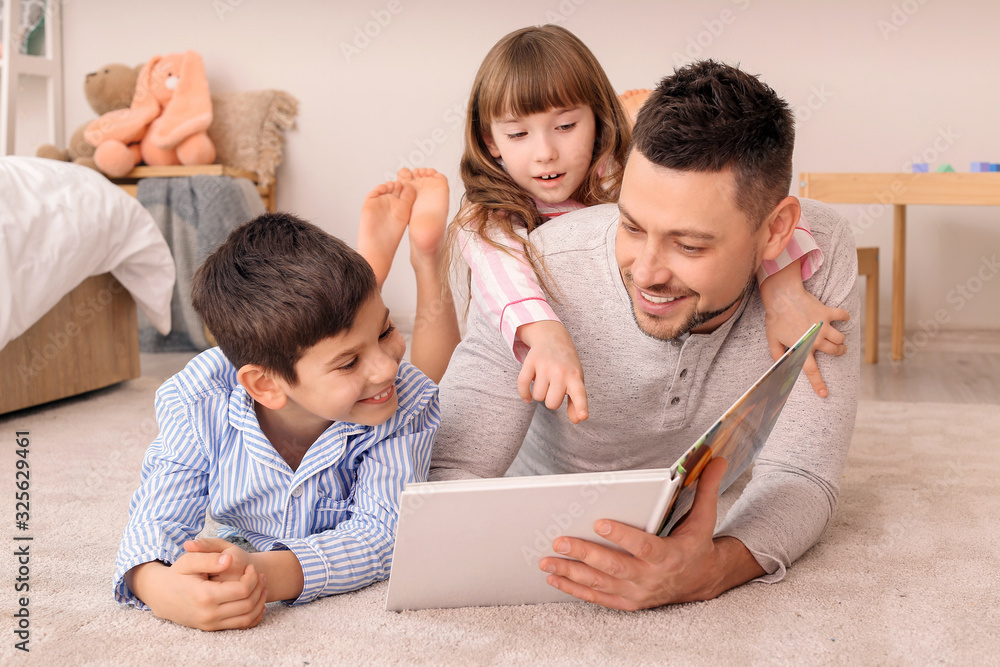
[114,348,439,608]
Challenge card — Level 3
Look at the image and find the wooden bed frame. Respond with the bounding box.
[0,165,276,416]
[1,274,140,415]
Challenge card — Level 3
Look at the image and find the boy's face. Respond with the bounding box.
[615,150,765,341]
[277,291,406,428]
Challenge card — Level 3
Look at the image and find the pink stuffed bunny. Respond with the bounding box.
[84,51,216,177]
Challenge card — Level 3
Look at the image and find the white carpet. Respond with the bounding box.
[1,378,998,665]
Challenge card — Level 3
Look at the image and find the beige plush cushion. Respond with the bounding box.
[207,90,299,188]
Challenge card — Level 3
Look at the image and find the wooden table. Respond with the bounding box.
[799,172,1000,360]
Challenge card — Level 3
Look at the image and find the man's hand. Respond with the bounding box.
[126,552,267,631]
[516,320,589,423]
[538,458,765,610]
[759,260,849,398]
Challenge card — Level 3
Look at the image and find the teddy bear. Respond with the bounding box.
[35,63,141,169]
[84,51,216,178]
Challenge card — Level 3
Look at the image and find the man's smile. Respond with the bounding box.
[639,289,681,304]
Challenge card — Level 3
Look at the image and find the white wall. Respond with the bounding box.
[36,0,1000,333]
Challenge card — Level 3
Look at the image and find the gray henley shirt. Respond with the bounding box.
[430,199,860,581]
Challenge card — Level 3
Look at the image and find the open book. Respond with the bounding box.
[386,323,822,611]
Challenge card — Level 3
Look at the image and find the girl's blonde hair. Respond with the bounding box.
[447,24,631,298]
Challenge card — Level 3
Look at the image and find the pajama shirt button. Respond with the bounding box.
[291,486,303,498]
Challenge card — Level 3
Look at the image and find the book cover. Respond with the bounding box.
[657,322,822,535]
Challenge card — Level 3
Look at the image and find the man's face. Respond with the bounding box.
[615,151,764,341]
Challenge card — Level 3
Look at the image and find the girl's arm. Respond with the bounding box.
[757,217,823,284]
[458,224,557,360]
[459,225,588,422]
[758,216,849,398]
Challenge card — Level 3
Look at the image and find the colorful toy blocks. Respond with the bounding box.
[912,163,929,173]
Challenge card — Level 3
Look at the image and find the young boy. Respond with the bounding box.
[114,212,440,631]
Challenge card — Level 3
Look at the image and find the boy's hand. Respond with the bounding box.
[760,262,849,398]
[516,320,589,423]
[184,538,251,583]
[184,537,306,604]
[126,553,267,631]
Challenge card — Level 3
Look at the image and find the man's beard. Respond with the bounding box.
[624,269,757,342]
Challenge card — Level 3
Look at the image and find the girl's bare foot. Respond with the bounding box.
[396,167,460,384]
[357,179,417,288]
[397,167,450,266]
[619,88,652,128]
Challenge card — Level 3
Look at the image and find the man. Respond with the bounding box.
[430,60,860,610]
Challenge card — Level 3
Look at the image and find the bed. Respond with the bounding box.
[0,90,298,413]
[0,156,174,414]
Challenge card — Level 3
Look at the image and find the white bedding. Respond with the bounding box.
[0,157,175,349]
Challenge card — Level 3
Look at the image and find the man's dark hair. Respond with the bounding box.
[191,212,377,384]
[631,59,795,229]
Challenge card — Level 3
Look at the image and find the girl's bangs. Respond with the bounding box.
[480,51,592,123]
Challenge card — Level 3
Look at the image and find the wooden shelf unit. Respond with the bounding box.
[111,164,276,212]
[1,0,65,155]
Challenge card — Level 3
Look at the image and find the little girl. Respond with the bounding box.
[447,25,847,421]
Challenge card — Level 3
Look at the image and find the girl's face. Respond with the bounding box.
[484,105,596,205]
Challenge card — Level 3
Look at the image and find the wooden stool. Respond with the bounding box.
[857,247,879,363]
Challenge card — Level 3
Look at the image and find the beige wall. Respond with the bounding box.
[37,0,1000,333]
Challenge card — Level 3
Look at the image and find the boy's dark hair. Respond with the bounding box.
[191,212,377,384]
[631,60,794,229]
